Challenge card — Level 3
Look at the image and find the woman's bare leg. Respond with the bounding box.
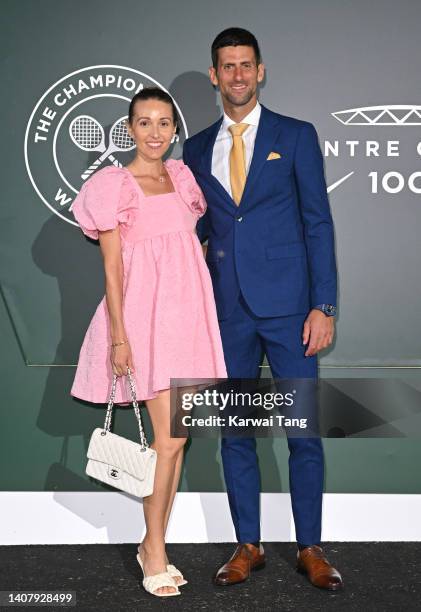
[163,449,184,533]
[162,383,201,533]
[160,382,204,583]
[138,389,187,594]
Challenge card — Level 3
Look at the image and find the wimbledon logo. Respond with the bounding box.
[24,65,188,226]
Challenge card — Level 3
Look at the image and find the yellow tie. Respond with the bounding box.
[228,123,249,205]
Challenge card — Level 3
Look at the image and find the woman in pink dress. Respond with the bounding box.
[70,87,227,597]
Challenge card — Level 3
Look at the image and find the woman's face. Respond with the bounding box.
[126,99,176,162]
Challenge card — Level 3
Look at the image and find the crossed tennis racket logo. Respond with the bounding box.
[69,115,136,180]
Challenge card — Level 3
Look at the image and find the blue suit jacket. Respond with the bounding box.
[183,104,337,321]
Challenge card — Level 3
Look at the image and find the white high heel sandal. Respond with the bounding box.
[167,564,188,586]
[136,553,180,597]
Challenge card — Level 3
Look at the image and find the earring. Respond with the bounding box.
[171,133,180,144]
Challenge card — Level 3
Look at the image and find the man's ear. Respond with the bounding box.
[257,63,265,83]
[208,66,218,88]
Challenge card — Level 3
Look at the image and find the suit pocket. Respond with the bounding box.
[265,157,291,175]
[265,242,306,259]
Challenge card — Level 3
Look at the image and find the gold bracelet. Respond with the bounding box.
[111,340,128,348]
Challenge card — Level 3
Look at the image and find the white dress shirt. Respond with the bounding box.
[211,101,262,198]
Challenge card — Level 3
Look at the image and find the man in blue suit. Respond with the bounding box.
[183,28,343,590]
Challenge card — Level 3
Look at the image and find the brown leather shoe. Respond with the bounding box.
[214,543,266,586]
[297,545,343,590]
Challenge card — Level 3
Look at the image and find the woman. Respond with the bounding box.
[70,87,227,597]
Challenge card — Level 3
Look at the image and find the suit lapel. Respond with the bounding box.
[240,105,280,208]
[201,116,222,176]
[200,117,238,213]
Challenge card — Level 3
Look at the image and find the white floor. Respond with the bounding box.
[1,492,421,544]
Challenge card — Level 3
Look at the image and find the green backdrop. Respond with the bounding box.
[1,0,420,493]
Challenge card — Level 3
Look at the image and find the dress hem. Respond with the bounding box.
[69,387,170,405]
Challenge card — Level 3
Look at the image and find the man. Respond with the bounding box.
[183,27,343,590]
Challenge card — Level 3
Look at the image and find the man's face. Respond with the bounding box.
[209,45,265,107]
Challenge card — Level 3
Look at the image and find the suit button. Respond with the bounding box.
[237,217,243,222]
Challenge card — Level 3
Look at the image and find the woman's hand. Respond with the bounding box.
[111,342,135,377]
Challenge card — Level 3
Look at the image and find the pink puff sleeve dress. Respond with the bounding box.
[70,159,227,404]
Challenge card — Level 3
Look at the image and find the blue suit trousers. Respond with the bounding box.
[218,292,324,546]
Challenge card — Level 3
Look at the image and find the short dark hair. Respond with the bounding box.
[128,87,180,133]
[211,27,261,69]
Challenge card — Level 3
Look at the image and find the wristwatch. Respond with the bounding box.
[314,304,337,317]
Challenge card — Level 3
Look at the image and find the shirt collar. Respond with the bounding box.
[222,101,261,132]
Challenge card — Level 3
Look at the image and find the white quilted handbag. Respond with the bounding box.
[86,367,157,498]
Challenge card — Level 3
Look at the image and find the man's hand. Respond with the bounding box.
[302,309,335,357]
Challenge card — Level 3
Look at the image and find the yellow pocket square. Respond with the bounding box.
[267,151,281,160]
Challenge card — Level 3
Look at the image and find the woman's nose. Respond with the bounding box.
[150,125,161,138]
